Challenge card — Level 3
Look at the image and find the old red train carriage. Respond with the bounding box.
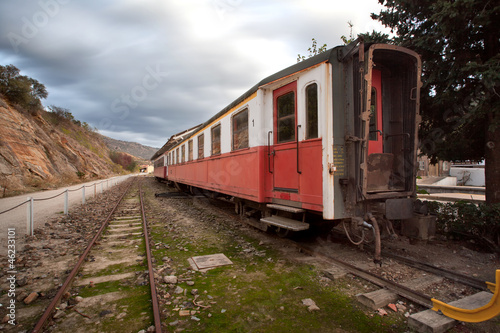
[152,39,422,262]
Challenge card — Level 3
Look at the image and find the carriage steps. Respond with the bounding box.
[260,204,309,231]
[260,215,310,231]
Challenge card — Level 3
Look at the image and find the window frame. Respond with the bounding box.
[274,81,297,144]
[211,124,221,156]
[232,108,249,151]
[198,134,204,159]
[305,83,319,140]
[188,139,193,161]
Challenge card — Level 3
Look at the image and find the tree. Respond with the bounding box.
[297,38,328,62]
[372,0,500,204]
[0,64,47,111]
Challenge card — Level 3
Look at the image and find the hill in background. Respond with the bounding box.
[99,135,158,160]
[0,97,151,197]
[0,64,157,197]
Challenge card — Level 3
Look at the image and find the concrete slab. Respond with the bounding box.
[74,272,136,286]
[408,291,493,333]
[107,226,142,233]
[323,266,347,280]
[190,253,233,271]
[357,289,398,310]
[355,275,443,311]
[103,232,143,239]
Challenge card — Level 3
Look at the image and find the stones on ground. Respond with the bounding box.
[174,286,184,294]
[377,308,388,316]
[388,303,398,312]
[396,303,407,312]
[53,310,66,319]
[24,292,39,304]
[99,310,113,317]
[164,275,178,284]
[179,310,190,316]
[75,296,83,303]
[302,298,320,312]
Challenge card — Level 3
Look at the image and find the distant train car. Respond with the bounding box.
[153,155,167,180]
[152,40,422,262]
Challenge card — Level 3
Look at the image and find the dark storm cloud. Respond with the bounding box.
[0,0,386,148]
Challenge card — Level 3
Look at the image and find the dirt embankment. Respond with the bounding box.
[0,98,118,196]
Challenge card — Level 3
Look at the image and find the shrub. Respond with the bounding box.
[428,201,500,253]
[109,151,137,172]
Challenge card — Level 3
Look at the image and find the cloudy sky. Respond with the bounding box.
[0,0,389,149]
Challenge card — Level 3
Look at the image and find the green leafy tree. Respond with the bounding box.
[0,64,47,111]
[372,0,500,204]
[297,38,328,62]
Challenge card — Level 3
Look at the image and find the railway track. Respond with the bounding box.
[33,178,162,333]
[182,191,492,313]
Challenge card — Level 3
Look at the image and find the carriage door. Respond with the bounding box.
[272,81,299,192]
[366,68,392,192]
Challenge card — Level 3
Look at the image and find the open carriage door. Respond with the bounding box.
[272,81,299,192]
[356,44,421,199]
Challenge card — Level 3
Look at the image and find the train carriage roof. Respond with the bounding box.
[152,45,344,160]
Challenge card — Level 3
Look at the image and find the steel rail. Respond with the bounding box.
[378,248,488,291]
[139,181,163,333]
[32,178,135,333]
[296,243,434,308]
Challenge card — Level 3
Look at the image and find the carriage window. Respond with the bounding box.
[277,91,295,143]
[369,87,378,141]
[232,109,249,150]
[176,148,179,164]
[198,134,204,159]
[188,140,193,161]
[211,124,221,155]
[306,83,318,139]
[181,144,185,163]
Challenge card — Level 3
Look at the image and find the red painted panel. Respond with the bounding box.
[298,139,322,202]
[368,69,383,155]
[167,144,323,213]
[168,147,265,201]
[154,166,167,179]
[273,81,299,191]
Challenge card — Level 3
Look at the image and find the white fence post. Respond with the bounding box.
[82,186,86,205]
[64,189,69,215]
[27,197,34,236]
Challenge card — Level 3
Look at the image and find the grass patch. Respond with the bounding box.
[142,179,407,332]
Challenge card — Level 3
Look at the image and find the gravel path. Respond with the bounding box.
[0,175,134,251]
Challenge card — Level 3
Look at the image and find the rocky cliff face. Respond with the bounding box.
[0,98,116,195]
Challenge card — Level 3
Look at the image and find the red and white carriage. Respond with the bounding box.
[152,40,422,262]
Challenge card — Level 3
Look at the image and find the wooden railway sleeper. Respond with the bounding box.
[431,270,500,323]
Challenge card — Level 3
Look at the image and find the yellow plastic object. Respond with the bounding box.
[431,270,500,323]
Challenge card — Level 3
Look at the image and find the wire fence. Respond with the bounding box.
[0,175,133,236]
